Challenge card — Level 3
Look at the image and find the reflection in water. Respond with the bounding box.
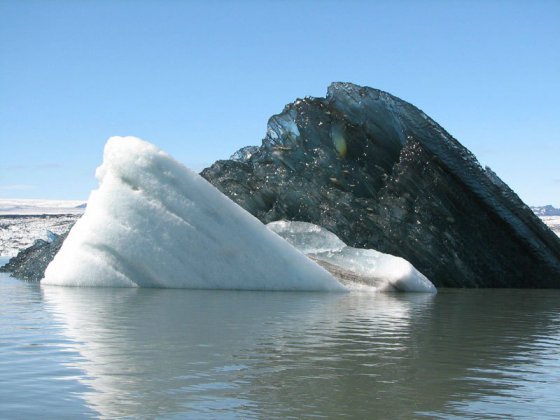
[34,286,560,418]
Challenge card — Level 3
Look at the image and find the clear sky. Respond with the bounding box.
[1,0,559,206]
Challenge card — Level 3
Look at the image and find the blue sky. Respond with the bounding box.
[1,0,559,206]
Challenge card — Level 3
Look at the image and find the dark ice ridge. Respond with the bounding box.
[201,83,560,288]
[3,82,560,287]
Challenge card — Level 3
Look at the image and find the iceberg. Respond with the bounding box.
[202,82,560,288]
[7,83,560,288]
[267,221,436,293]
[42,137,345,291]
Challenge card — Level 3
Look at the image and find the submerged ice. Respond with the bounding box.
[42,137,345,291]
[267,221,436,293]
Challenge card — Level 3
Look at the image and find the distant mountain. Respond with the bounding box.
[532,205,560,216]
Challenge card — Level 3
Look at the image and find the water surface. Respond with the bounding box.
[1,267,560,418]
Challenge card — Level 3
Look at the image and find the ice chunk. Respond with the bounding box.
[46,230,58,243]
[265,220,346,254]
[267,221,436,293]
[230,145,259,162]
[42,137,345,291]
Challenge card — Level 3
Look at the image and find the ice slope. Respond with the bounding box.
[42,137,345,291]
[267,221,436,293]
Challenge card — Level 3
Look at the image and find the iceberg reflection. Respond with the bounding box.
[42,286,431,418]
[43,286,560,418]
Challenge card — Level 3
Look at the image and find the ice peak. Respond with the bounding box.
[43,136,345,291]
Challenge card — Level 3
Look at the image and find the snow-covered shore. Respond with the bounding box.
[541,216,560,237]
[0,199,84,257]
[0,215,80,257]
[0,199,85,216]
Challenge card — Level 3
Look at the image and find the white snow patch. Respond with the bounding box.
[267,221,436,293]
[42,137,345,291]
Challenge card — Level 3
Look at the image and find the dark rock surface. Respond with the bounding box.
[201,82,560,288]
[3,82,560,287]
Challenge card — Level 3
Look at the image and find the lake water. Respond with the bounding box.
[2,261,560,418]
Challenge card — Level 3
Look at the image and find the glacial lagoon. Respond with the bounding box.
[2,261,560,418]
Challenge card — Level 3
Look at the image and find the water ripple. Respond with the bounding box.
[2,277,560,418]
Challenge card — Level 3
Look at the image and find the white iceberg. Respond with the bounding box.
[42,137,345,291]
[267,221,436,293]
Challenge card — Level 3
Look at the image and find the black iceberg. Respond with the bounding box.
[201,82,560,287]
